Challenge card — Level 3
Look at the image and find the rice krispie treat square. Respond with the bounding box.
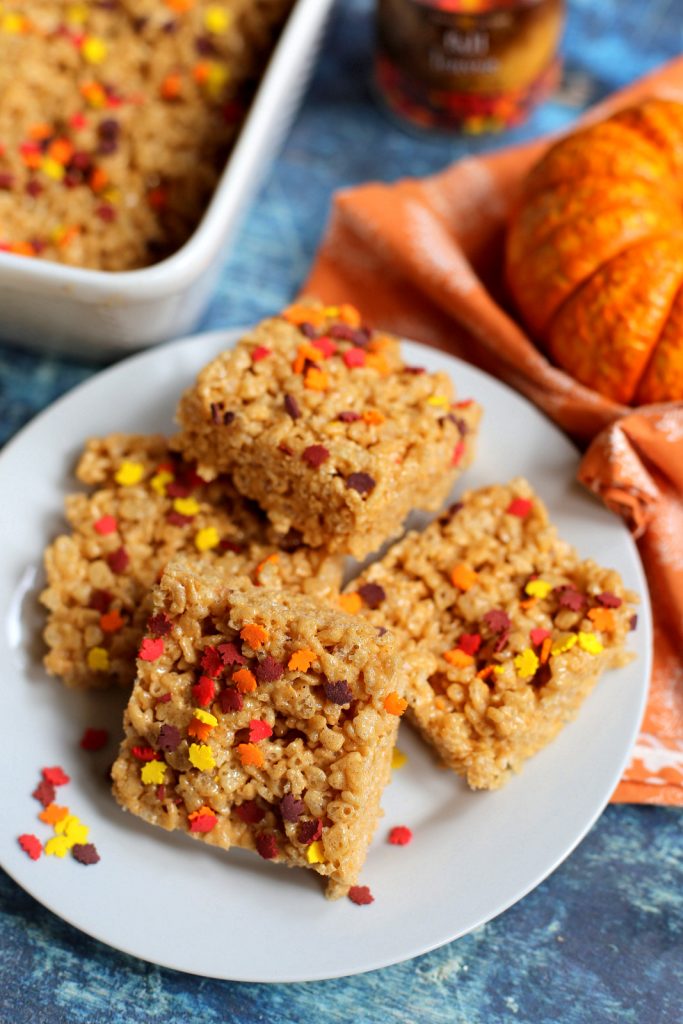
[111,562,405,898]
[41,434,342,690]
[173,301,481,558]
[342,479,638,790]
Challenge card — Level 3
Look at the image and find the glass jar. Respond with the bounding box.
[375,0,565,134]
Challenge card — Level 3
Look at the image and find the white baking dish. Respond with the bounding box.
[0,0,334,359]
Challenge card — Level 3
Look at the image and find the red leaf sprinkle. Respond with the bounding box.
[255,655,284,683]
[597,592,622,609]
[388,826,413,846]
[483,609,511,634]
[139,637,164,662]
[18,834,42,860]
[457,633,481,656]
[200,646,224,678]
[338,410,361,423]
[507,498,533,518]
[346,472,375,496]
[323,680,353,705]
[297,818,323,845]
[157,724,181,753]
[94,514,117,535]
[42,766,70,786]
[235,800,265,824]
[32,780,55,806]
[107,546,129,573]
[189,812,218,833]
[80,728,109,752]
[218,642,246,667]
[358,583,386,609]
[348,885,374,906]
[343,347,366,368]
[284,394,301,420]
[255,832,279,860]
[530,628,551,647]
[89,589,113,613]
[218,686,243,713]
[248,719,273,743]
[131,745,156,762]
[72,843,100,865]
[251,345,271,362]
[280,794,306,822]
[192,676,216,708]
[302,445,330,468]
[147,612,172,637]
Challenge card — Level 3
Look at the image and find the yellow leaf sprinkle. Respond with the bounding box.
[525,579,553,599]
[41,157,65,181]
[2,13,26,33]
[204,5,232,32]
[391,748,407,770]
[306,840,325,864]
[514,648,539,679]
[427,395,448,407]
[189,743,215,772]
[87,647,109,672]
[195,526,220,551]
[141,760,167,785]
[66,5,89,25]
[81,36,108,64]
[115,460,145,486]
[551,635,578,656]
[150,470,174,495]
[173,496,200,517]
[54,814,80,836]
[578,631,604,655]
[205,61,231,99]
[45,836,70,858]
[193,708,217,727]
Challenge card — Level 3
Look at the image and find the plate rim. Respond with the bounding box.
[0,328,652,982]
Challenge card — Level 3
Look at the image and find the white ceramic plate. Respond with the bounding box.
[0,331,650,983]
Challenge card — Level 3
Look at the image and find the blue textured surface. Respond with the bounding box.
[1,1,682,1019]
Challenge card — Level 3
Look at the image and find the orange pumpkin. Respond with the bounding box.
[505,98,683,405]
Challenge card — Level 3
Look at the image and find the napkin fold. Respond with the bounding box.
[305,58,683,805]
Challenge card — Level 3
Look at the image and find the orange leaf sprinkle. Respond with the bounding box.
[48,138,74,165]
[39,803,69,826]
[362,410,385,426]
[28,122,52,141]
[254,553,279,580]
[193,61,211,84]
[288,648,317,672]
[238,742,264,768]
[339,593,362,615]
[519,597,537,610]
[165,0,195,11]
[89,166,108,193]
[443,648,474,668]
[450,564,478,591]
[161,73,182,100]
[337,303,361,327]
[233,668,257,693]
[364,352,391,375]
[282,303,326,328]
[240,623,268,650]
[304,366,329,391]
[539,636,553,665]
[384,691,408,716]
[588,607,616,632]
[100,608,124,633]
[187,718,212,742]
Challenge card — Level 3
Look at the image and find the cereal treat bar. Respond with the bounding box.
[41,434,342,691]
[0,0,294,269]
[342,479,638,790]
[111,562,405,898]
[173,301,481,558]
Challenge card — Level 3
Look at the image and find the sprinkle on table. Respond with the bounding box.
[348,885,374,906]
[72,843,100,865]
[388,826,413,846]
[42,766,70,787]
[18,834,42,861]
[80,728,109,752]
[32,780,55,807]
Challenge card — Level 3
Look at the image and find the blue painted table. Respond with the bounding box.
[1,2,682,1020]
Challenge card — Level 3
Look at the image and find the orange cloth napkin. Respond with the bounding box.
[305,58,683,805]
